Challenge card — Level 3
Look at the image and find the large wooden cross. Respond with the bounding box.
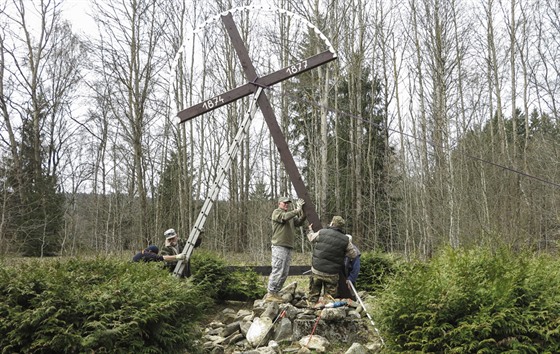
[176,12,336,232]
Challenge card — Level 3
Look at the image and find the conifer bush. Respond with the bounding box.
[358,251,402,293]
[0,257,212,353]
[373,247,560,353]
[190,250,266,301]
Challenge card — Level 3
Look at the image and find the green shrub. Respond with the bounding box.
[358,251,402,293]
[0,257,212,353]
[190,250,266,302]
[373,247,560,353]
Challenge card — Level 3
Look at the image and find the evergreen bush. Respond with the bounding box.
[358,251,402,293]
[190,250,266,301]
[0,257,212,353]
[373,247,560,353]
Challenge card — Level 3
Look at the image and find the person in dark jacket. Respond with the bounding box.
[132,244,185,263]
[337,234,361,299]
[306,216,358,304]
[344,235,361,286]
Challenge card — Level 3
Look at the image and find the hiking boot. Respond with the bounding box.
[265,292,284,303]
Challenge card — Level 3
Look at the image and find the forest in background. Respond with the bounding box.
[0,0,559,260]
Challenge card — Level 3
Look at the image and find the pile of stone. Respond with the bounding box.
[200,282,384,353]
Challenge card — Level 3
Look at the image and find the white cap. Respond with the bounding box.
[164,228,177,239]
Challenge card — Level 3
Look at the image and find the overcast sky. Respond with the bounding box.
[62,0,96,35]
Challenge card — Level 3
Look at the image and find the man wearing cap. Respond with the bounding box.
[160,228,184,273]
[306,216,358,305]
[265,196,306,303]
[160,228,202,277]
[132,244,186,263]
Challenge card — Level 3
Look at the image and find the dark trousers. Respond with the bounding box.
[337,271,356,300]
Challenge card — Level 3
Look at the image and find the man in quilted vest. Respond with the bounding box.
[307,216,358,304]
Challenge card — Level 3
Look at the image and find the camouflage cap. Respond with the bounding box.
[278,196,292,203]
[330,216,345,227]
[164,228,177,239]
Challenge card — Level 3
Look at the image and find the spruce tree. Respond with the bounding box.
[2,117,63,257]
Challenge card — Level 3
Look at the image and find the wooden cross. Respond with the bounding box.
[176,12,337,231]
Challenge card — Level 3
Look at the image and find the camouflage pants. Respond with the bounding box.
[267,245,292,293]
[308,272,339,302]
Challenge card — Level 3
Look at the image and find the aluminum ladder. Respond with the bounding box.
[173,87,264,277]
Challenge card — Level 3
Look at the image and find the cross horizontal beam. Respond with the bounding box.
[176,50,336,123]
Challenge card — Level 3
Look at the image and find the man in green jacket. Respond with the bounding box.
[265,196,306,302]
[160,227,202,277]
[160,228,183,273]
[307,216,358,304]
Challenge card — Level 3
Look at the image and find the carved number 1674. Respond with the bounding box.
[202,96,224,110]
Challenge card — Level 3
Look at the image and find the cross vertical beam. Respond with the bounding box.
[176,12,337,234]
[221,13,322,230]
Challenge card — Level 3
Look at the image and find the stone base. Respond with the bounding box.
[292,318,368,343]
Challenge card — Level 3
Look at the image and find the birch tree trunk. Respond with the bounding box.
[409,0,433,256]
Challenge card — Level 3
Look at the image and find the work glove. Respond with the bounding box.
[295,198,305,210]
[175,254,186,261]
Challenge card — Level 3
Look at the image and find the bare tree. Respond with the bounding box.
[91,0,169,247]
